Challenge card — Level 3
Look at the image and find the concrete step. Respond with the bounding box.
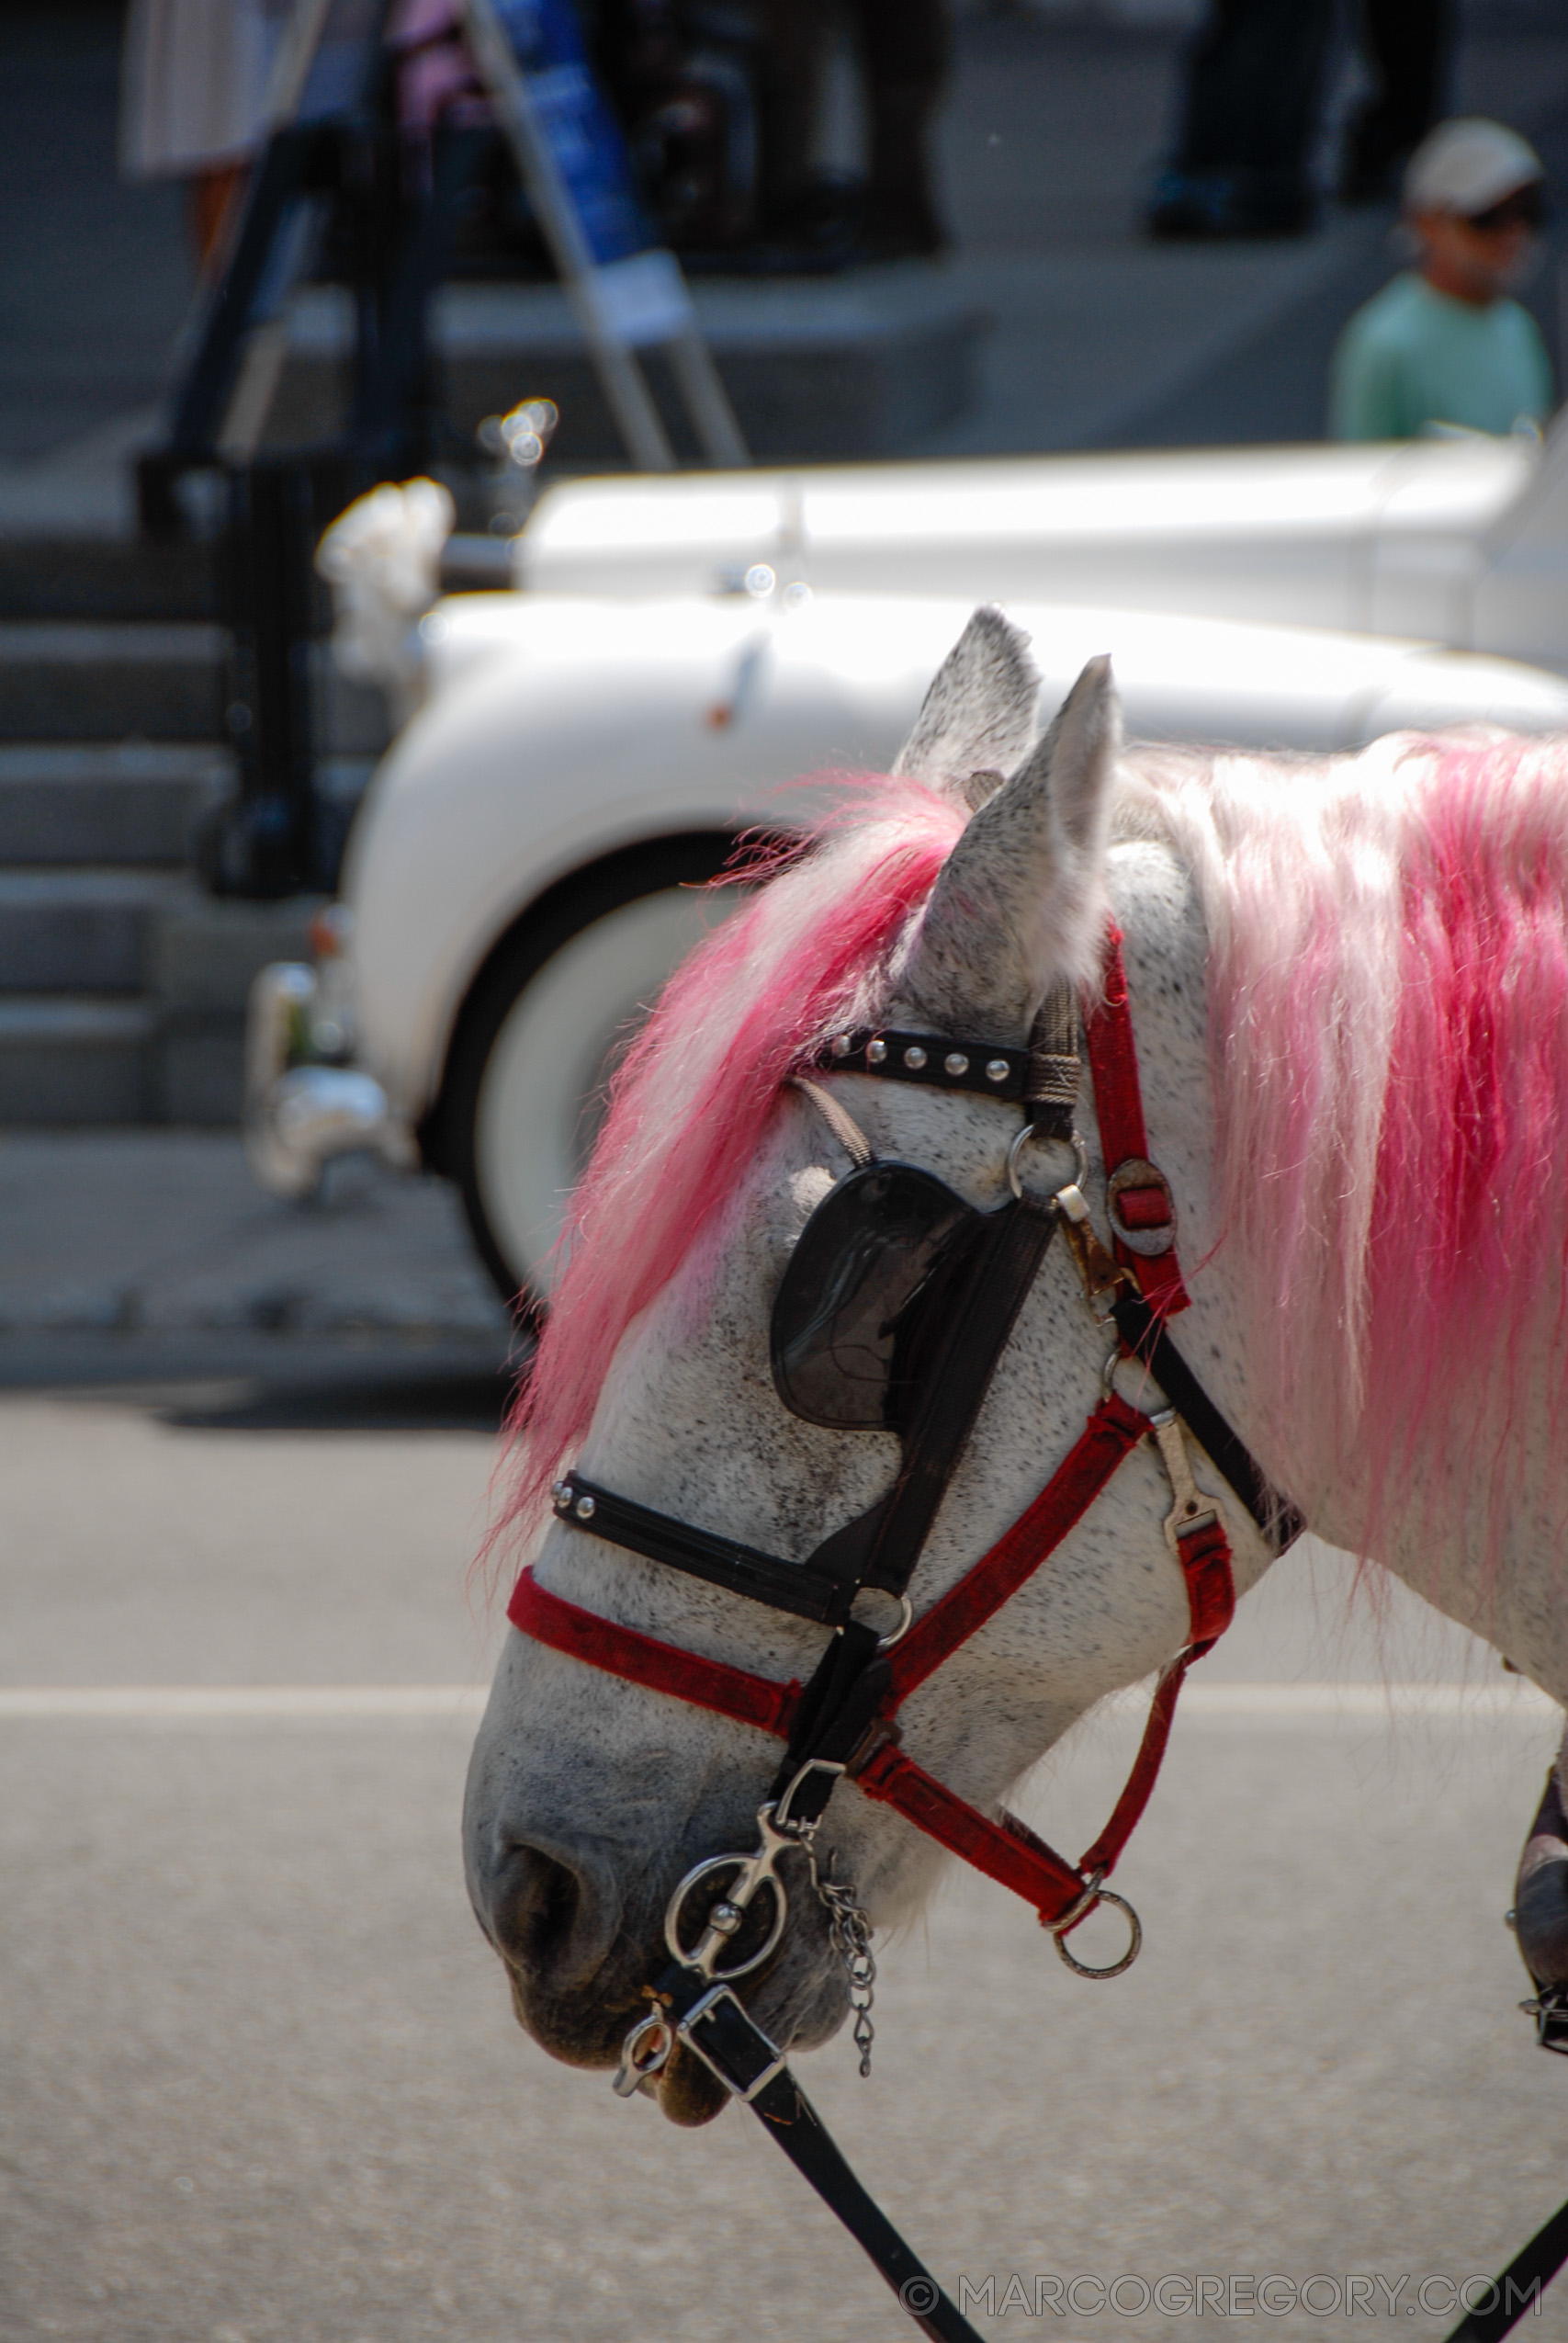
[0,869,183,992]
[0,889,319,1124]
[0,622,225,741]
[0,743,232,865]
[269,272,990,463]
[0,536,216,622]
[0,994,157,1122]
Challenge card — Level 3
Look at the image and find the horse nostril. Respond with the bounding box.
[515,1849,581,1964]
[490,1838,622,1991]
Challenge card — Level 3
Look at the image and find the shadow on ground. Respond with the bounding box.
[154,1364,520,1435]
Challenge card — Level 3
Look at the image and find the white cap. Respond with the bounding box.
[1404,118,1543,217]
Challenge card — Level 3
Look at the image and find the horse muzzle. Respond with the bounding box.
[463,1781,848,2120]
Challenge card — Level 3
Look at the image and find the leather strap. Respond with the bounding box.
[1077,1647,1198,1881]
[1109,1290,1305,1551]
[815,994,1081,1141]
[746,2071,986,2343]
[660,1968,986,2343]
[860,1497,1236,1921]
[1445,2195,1568,2343]
[816,1026,1039,1104]
[1086,929,1190,1315]
[548,1474,860,1624]
[855,1196,1057,1597]
[767,1623,888,1827]
[1023,979,1081,1144]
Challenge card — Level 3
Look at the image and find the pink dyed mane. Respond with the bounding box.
[1122,728,1568,1560]
[496,778,964,1551]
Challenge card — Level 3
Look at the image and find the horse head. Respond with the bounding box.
[463,607,1282,2123]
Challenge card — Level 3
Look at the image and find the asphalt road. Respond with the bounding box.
[4,1363,1568,2343]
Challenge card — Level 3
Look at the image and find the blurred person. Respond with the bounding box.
[1148,0,1453,240]
[755,0,951,262]
[1330,119,1552,441]
[119,0,289,275]
[1341,0,1456,203]
[1147,0,1335,238]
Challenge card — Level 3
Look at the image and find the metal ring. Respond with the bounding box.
[613,2012,673,2097]
[1008,1123,1089,1203]
[1052,1885,1143,1980]
[850,1589,914,1649]
[663,1851,789,1981]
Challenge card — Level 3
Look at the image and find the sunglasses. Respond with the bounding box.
[771,1160,998,1432]
[1464,185,1544,234]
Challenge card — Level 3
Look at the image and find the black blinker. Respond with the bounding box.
[770,1161,983,1432]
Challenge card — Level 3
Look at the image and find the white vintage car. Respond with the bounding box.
[248,426,1568,1309]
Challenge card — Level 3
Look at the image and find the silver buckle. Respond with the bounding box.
[1148,1409,1222,1555]
[677,1982,788,2103]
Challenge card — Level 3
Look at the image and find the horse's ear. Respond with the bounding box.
[892,606,1041,812]
[892,656,1120,1039]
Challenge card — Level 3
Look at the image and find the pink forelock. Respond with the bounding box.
[494,776,965,1556]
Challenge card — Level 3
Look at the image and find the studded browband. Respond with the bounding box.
[813,977,1081,1142]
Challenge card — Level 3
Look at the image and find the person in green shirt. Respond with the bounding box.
[1330,117,1554,441]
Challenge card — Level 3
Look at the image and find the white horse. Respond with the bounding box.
[464,606,1568,2132]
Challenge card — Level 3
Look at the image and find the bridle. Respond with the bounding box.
[508,925,1305,2343]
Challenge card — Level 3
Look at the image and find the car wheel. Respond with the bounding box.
[441,835,744,1315]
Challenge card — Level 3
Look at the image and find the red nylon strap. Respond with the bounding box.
[509,1569,802,1740]
[1086,928,1190,1315]
[1076,1651,1193,1882]
[860,1506,1237,1919]
[1175,1515,1235,1649]
[886,1391,1149,1703]
[1077,1511,1236,1878]
[853,1742,1089,1925]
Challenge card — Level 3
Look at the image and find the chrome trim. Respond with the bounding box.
[244,961,416,1200]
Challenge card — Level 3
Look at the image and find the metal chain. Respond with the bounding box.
[815,1868,877,2077]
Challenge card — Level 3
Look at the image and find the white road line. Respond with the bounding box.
[1179,1681,1561,1719]
[0,1682,1557,1721]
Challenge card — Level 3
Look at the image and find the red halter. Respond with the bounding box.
[509,932,1240,1943]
